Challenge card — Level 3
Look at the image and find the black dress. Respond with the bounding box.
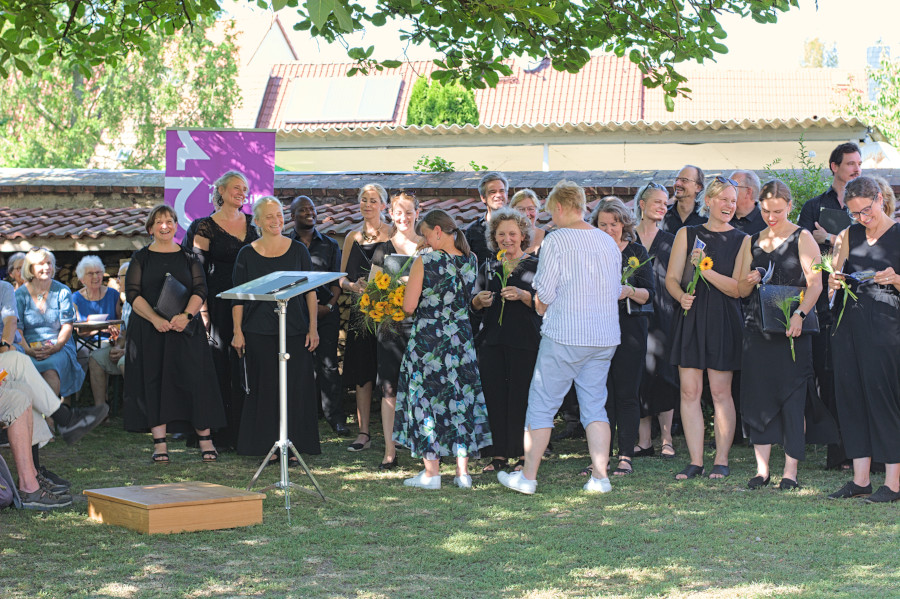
[342,241,379,388]
[371,240,414,398]
[637,229,679,416]
[740,228,837,460]
[670,225,746,371]
[123,247,225,433]
[186,214,258,450]
[472,253,541,459]
[232,241,320,456]
[608,242,654,458]
[832,222,900,464]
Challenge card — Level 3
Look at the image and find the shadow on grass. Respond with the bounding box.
[1,418,898,598]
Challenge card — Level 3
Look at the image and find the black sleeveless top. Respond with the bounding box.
[745,228,805,332]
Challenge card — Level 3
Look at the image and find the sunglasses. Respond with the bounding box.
[714,176,739,186]
[646,182,666,190]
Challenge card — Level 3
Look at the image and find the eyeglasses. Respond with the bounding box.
[849,196,881,222]
[673,177,698,185]
[714,176,739,186]
[26,247,51,253]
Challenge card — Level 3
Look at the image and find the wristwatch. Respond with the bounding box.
[0,340,10,349]
[793,309,807,320]
[327,303,336,313]
[183,312,194,321]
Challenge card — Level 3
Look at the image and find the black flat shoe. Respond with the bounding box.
[332,422,352,436]
[347,432,371,452]
[778,478,799,491]
[748,475,770,489]
[827,480,872,499]
[864,485,900,503]
[675,464,705,480]
[633,445,655,457]
[378,456,399,471]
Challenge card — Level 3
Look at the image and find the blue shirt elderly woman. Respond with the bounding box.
[14,248,85,398]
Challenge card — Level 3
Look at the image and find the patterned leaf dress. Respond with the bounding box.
[393,251,492,459]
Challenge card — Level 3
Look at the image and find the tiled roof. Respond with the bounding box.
[258,56,865,131]
[256,56,645,130]
[4,168,900,243]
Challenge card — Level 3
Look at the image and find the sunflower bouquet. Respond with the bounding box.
[354,257,414,335]
[495,249,524,325]
[684,253,713,315]
[774,289,805,361]
[811,252,856,331]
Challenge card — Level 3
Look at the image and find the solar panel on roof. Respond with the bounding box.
[285,76,402,123]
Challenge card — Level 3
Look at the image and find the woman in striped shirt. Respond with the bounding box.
[498,180,622,495]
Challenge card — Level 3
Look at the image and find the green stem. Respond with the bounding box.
[499,298,506,325]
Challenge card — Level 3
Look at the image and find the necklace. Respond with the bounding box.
[361,223,383,243]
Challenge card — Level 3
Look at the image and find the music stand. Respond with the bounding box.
[219,270,345,515]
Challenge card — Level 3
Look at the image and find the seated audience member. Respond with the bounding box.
[72,255,122,373]
[88,262,129,408]
[14,248,85,398]
[5,252,26,289]
[2,279,108,493]
[1,383,72,509]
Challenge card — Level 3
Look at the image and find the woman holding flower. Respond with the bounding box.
[339,183,392,452]
[825,176,900,503]
[393,209,491,490]
[666,176,750,480]
[736,180,834,491]
[370,191,422,470]
[587,197,654,476]
[471,207,540,473]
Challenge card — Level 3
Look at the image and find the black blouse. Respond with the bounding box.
[619,241,655,315]
[232,241,313,336]
[125,246,207,308]
[472,254,542,350]
[192,214,258,297]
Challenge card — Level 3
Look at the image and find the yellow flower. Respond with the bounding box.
[384,304,395,315]
[375,301,389,313]
[811,264,823,273]
[372,310,384,322]
[391,292,404,306]
[699,257,714,271]
[392,311,405,321]
[627,256,641,269]
[360,293,371,307]
[497,249,507,260]
[798,290,805,304]
[375,273,391,290]
[368,309,379,319]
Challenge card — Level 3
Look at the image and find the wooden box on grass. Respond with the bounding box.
[84,482,265,534]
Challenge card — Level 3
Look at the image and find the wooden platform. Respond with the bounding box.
[84,482,265,534]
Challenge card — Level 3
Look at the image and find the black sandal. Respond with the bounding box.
[633,445,655,457]
[151,437,170,464]
[613,457,634,476]
[675,464,705,480]
[482,458,508,473]
[578,464,593,476]
[197,434,218,463]
[709,464,730,479]
[748,474,771,489]
[660,443,676,459]
[347,432,371,452]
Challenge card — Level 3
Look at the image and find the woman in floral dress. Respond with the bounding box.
[393,209,492,490]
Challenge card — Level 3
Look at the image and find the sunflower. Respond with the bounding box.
[391,311,405,321]
[798,290,805,304]
[497,249,507,260]
[360,293,371,307]
[699,257,714,271]
[372,310,384,322]
[375,301,389,313]
[375,273,391,290]
[811,264,823,273]
[627,256,641,269]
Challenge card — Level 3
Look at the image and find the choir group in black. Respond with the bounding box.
[120,142,900,502]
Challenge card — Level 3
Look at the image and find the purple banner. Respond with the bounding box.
[164,128,276,242]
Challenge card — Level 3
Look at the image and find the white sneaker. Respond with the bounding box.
[498,470,537,495]
[453,474,473,489]
[583,476,612,493]
[403,470,441,490]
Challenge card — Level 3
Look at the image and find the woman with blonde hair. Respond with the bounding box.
[666,176,750,480]
[339,183,392,452]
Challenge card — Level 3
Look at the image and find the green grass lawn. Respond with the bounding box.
[2,418,898,599]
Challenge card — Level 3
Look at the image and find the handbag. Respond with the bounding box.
[154,273,190,321]
[625,297,654,316]
[758,284,820,335]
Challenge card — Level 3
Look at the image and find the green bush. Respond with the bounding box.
[763,136,830,222]
[406,77,479,127]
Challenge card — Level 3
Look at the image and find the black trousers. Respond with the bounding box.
[478,344,536,459]
[313,310,344,426]
[607,316,647,458]
[812,323,847,468]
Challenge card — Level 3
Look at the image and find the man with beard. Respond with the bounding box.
[662,165,708,233]
[288,196,350,436]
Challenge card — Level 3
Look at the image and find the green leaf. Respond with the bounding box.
[272,0,289,10]
[664,94,675,112]
[381,60,402,68]
[332,2,353,32]
[306,0,335,32]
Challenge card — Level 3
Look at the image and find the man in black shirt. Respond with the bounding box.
[661,165,708,233]
[288,196,349,436]
[729,169,767,235]
[465,171,509,264]
[796,142,862,469]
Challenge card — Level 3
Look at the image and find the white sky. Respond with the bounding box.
[227,0,900,70]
